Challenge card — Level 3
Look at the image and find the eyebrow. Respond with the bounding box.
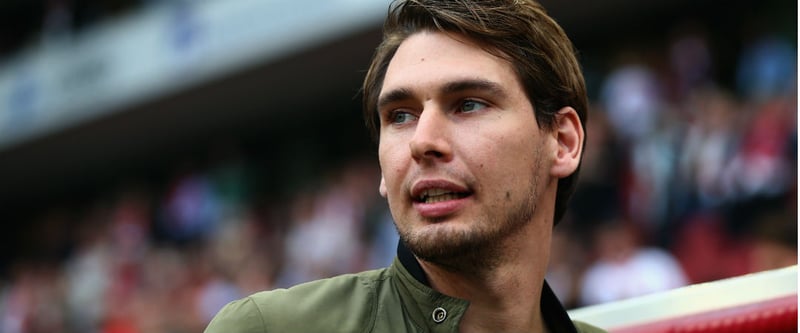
[377,87,414,111]
[440,78,508,100]
[377,78,508,111]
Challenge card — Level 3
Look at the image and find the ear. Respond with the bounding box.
[550,107,584,179]
[379,175,388,198]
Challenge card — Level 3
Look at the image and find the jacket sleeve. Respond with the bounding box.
[204,297,266,333]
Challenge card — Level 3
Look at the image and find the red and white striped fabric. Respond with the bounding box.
[569,266,798,333]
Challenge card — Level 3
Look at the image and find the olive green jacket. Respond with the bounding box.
[205,245,606,333]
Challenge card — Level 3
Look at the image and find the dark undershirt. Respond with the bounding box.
[396,241,578,333]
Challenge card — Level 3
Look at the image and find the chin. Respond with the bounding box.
[403,224,480,255]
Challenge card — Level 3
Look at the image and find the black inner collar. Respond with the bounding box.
[395,241,578,333]
[397,240,430,286]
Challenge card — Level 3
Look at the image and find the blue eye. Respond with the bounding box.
[461,100,487,112]
[391,111,417,124]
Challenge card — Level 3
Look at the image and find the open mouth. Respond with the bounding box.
[416,188,471,204]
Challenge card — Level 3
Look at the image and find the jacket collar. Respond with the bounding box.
[396,241,579,333]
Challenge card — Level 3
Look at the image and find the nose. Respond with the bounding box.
[409,109,453,163]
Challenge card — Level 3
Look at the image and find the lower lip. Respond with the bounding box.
[413,196,470,219]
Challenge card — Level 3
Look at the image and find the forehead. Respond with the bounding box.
[381,31,521,97]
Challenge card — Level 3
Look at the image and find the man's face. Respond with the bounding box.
[376,31,558,266]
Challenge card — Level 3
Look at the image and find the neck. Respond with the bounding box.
[418,220,553,333]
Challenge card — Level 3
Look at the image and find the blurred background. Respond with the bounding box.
[0,0,796,332]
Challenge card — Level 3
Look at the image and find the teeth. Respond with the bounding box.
[424,193,462,203]
[419,189,463,203]
[422,188,450,197]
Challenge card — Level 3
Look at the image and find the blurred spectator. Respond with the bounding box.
[63,207,113,332]
[601,61,683,234]
[579,219,688,306]
[678,86,740,208]
[671,212,754,284]
[277,161,379,287]
[736,36,797,102]
[727,96,795,201]
[161,166,221,244]
[1,263,67,333]
[600,63,665,143]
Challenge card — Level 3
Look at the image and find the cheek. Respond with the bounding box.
[378,143,406,192]
[472,130,529,161]
[469,132,543,181]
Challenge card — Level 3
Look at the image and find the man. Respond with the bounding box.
[205,0,605,332]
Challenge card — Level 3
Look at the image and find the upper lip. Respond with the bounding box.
[410,179,471,201]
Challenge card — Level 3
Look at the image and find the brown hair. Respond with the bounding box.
[362,0,588,224]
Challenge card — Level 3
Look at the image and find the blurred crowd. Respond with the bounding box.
[1,4,797,333]
[1,156,393,333]
[552,29,797,308]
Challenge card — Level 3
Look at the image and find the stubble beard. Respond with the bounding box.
[396,173,540,276]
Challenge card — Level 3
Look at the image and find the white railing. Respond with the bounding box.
[569,265,798,332]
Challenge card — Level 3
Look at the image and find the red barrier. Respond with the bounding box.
[569,266,798,333]
[612,295,797,333]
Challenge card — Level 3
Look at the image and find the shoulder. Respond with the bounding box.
[573,320,609,333]
[204,296,265,333]
[205,268,391,333]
